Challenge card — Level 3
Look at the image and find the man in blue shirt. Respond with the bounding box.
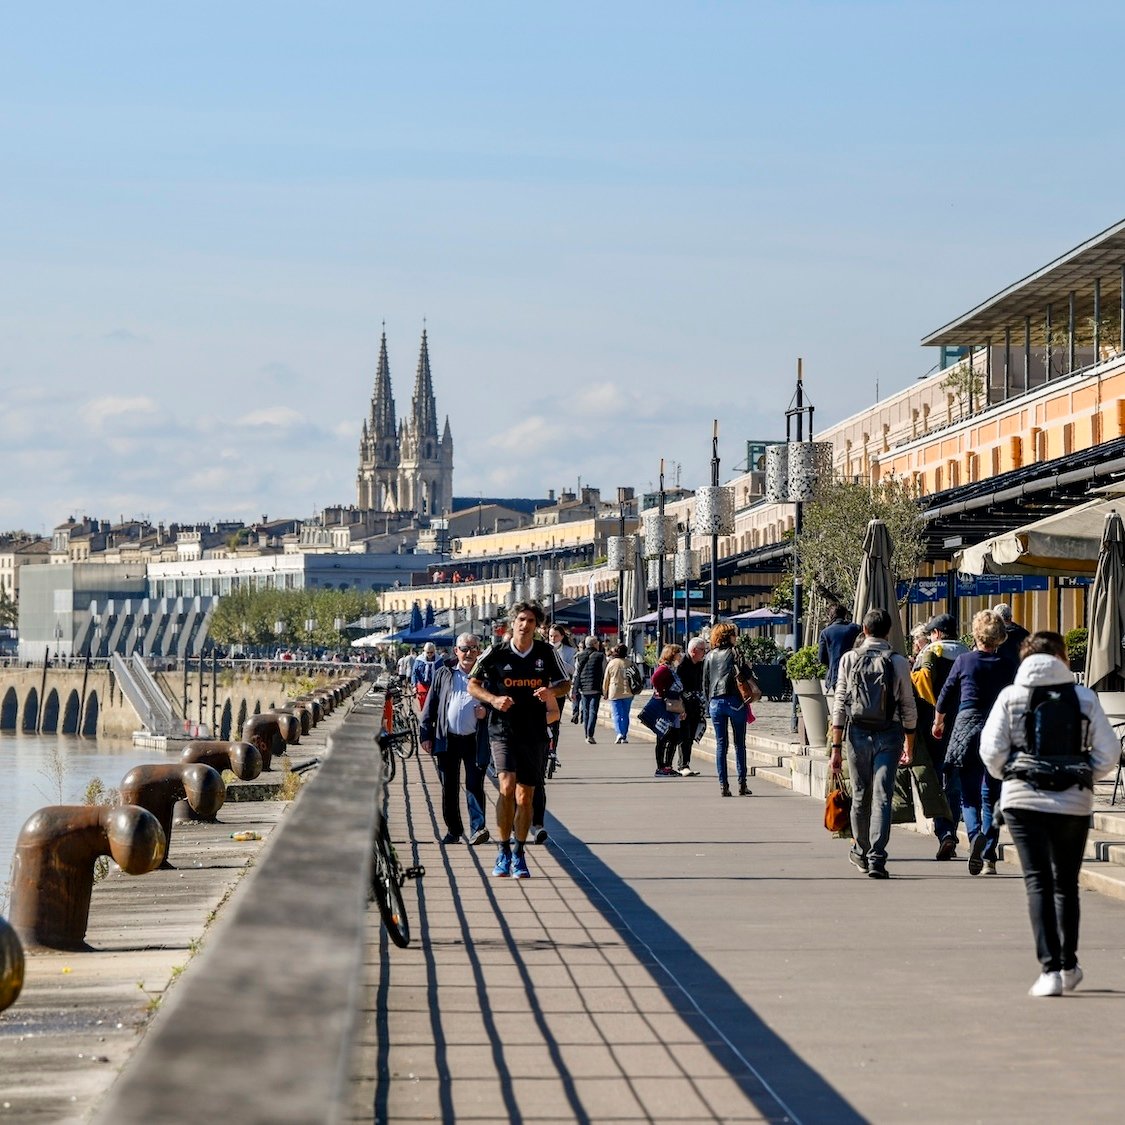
[420,633,491,846]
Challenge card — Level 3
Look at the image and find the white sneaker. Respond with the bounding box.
[679,767,693,776]
[614,735,625,744]
[1029,971,1063,997]
[1061,965,1084,992]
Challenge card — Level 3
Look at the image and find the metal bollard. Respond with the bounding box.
[278,702,313,736]
[0,915,24,1011]
[9,805,166,951]
[181,740,263,781]
[263,711,300,747]
[118,763,225,867]
[241,713,285,770]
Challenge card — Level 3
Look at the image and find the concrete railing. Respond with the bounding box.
[93,690,385,1124]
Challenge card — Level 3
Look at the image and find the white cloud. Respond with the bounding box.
[486,414,552,453]
[238,406,304,428]
[85,396,160,432]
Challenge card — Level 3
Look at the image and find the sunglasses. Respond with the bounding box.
[457,645,480,653]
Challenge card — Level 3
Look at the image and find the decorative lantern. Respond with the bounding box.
[674,549,701,582]
[694,485,735,535]
[787,441,834,501]
[642,513,676,558]
[647,557,669,589]
[528,575,542,601]
[480,601,498,619]
[606,535,637,570]
[512,579,528,603]
[765,444,789,503]
[540,568,561,595]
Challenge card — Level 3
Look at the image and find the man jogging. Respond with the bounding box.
[469,601,569,879]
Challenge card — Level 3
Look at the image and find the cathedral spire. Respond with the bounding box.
[369,327,396,440]
[411,328,439,439]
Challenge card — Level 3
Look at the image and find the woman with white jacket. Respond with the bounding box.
[980,632,1119,998]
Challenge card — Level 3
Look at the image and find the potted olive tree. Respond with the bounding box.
[786,645,829,747]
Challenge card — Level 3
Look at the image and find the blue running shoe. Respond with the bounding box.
[492,849,511,877]
[511,851,530,879]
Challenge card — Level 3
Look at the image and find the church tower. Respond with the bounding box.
[397,329,453,517]
[356,330,401,511]
[356,327,452,516]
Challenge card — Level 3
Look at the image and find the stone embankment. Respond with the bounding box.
[0,676,370,1123]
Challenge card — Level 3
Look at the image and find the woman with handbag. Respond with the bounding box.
[649,644,685,776]
[602,643,634,744]
[702,622,752,797]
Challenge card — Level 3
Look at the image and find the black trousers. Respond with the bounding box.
[674,699,704,769]
[1004,807,1090,973]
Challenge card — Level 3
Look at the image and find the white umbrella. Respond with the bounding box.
[852,519,906,656]
[1085,510,1125,693]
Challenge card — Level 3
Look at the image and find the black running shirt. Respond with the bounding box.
[470,639,568,740]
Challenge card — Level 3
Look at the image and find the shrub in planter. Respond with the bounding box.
[1065,627,1088,671]
[785,645,827,682]
[737,634,780,667]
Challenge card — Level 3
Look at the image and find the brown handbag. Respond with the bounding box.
[824,770,852,833]
[735,664,762,705]
[665,696,686,715]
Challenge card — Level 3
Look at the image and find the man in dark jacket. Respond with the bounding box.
[673,637,706,775]
[572,636,606,744]
[818,605,861,695]
[993,603,1030,666]
[420,633,491,846]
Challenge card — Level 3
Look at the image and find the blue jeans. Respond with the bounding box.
[958,758,1003,859]
[580,694,601,739]
[709,695,747,786]
[610,697,631,739]
[434,731,487,838]
[846,725,902,869]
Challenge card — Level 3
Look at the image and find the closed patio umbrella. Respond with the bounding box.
[409,602,424,633]
[424,601,435,627]
[1085,510,1125,693]
[852,519,906,656]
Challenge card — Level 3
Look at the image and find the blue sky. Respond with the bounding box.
[4,2,1125,533]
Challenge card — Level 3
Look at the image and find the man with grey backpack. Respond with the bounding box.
[829,607,917,879]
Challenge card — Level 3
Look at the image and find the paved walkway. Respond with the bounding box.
[347,713,1125,1124]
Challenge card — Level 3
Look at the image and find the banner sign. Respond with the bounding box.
[897,574,1051,602]
[672,590,705,600]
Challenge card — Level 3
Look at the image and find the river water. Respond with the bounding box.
[0,733,170,908]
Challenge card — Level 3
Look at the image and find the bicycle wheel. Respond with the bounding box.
[371,822,410,947]
[395,712,420,759]
[382,745,397,783]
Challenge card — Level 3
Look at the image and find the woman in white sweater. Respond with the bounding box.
[980,631,1120,998]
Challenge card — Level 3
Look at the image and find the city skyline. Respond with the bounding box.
[6,3,1125,534]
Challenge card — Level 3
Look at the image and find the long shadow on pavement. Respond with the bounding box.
[547,811,867,1125]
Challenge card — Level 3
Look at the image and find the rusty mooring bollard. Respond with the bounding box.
[241,713,284,770]
[118,763,225,867]
[0,915,25,1011]
[181,740,263,781]
[280,701,313,736]
[9,805,166,951]
[263,710,300,746]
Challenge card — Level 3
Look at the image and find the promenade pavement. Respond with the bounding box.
[348,703,1125,1124]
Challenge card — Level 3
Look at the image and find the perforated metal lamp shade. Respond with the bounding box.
[642,513,676,558]
[787,442,834,501]
[694,486,735,535]
[528,576,542,600]
[765,445,789,503]
[540,568,561,595]
[606,536,637,570]
[647,557,671,589]
[674,549,701,582]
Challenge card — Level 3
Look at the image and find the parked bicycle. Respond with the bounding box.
[372,727,425,948]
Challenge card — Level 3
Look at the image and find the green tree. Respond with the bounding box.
[797,476,926,612]
[940,361,985,416]
[0,586,16,629]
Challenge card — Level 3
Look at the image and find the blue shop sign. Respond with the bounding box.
[896,578,948,604]
[954,574,1050,597]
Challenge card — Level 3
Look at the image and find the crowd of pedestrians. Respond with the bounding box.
[401,596,1117,997]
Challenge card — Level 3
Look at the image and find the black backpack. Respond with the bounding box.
[1004,683,1092,792]
[847,648,896,731]
[624,662,644,696]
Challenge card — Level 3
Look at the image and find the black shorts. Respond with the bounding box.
[490,734,549,787]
